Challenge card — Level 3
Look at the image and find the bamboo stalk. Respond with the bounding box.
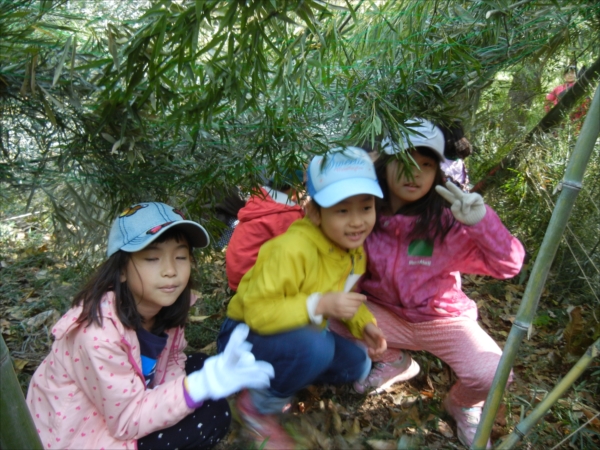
[0,335,43,450]
[496,338,599,449]
[472,84,600,449]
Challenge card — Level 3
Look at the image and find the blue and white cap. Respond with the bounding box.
[106,202,210,257]
[307,147,383,208]
[382,118,446,162]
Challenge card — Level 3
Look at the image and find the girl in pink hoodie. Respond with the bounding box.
[331,119,525,449]
[27,202,274,450]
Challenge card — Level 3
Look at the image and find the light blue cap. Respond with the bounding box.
[106,202,209,257]
[306,147,383,208]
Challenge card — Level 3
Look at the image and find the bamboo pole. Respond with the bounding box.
[472,84,600,449]
[496,338,599,449]
[0,335,43,450]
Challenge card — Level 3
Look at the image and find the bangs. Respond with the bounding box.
[152,227,190,245]
[414,146,443,164]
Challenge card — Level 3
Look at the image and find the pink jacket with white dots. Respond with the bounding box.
[26,291,195,449]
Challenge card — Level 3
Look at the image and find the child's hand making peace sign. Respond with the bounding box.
[435,181,486,226]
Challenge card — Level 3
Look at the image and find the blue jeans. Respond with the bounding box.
[217,318,371,414]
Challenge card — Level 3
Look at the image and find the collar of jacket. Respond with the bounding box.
[51,291,198,341]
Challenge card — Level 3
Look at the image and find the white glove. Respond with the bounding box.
[435,181,486,226]
[185,324,274,402]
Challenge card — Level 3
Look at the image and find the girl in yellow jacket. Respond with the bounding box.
[217,147,387,449]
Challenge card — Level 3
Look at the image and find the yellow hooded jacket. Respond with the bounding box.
[227,217,376,338]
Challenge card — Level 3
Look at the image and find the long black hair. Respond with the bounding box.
[374,147,456,243]
[73,227,195,335]
[436,121,472,161]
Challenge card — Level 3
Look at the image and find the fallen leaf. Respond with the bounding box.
[581,408,600,431]
[23,309,59,332]
[398,433,423,449]
[12,358,28,372]
[188,315,210,322]
[437,418,454,437]
[35,269,48,279]
[331,406,342,432]
[366,439,396,449]
[0,319,12,335]
[199,342,216,355]
[188,313,220,322]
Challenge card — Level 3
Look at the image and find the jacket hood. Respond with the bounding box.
[238,188,303,222]
[52,291,124,341]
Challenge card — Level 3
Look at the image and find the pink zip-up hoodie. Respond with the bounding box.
[26,292,196,449]
[360,206,525,323]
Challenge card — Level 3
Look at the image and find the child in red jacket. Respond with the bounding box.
[545,65,589,121]
[226,172,304,291]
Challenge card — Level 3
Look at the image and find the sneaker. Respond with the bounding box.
[353,352,420,395]
[443,396,492,449]
[236,390,296,449]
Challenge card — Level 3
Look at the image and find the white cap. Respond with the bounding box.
[382,118,446,162]
[307,147,383,208]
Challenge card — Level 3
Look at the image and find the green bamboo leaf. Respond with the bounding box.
[35,22,78,32]
[108,29,120,71]
[101,133,116,144]
[38,84,65,109]
[196,33,227,58]
[40,94,57,127]
[150,16,167,72]
[273,12,298,26]
[111,138,124,153]
[69,37,77,79]
[75,58,112,71]
[52,36,72,88]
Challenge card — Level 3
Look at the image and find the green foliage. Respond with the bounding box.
[1,2,599,443]
[3,1,599,253]
[479,123,600,309]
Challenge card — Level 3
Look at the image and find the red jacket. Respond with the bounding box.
[545,82,589,119]
[226,188,304,290]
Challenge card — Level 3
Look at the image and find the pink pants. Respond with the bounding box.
[330,301,512,407]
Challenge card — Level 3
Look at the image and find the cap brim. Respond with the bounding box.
[383,137,446,162]
[120,220,210,253]
[313,178,383,208]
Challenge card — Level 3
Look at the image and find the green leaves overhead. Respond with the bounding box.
[1,0,599,234]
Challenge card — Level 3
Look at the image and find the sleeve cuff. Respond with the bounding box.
[306,293,324,325]
[183,378,204,409]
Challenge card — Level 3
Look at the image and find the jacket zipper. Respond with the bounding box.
[392,225,402,301]
[158,327,179,385]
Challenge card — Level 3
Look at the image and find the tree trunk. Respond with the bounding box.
[506,61,543,133]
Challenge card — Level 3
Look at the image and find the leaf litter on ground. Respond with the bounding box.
[1,246,599,449]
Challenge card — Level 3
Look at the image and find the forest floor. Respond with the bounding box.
[1,238,599,449]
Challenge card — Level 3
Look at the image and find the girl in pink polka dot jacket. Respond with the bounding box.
[27,202,274,450]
